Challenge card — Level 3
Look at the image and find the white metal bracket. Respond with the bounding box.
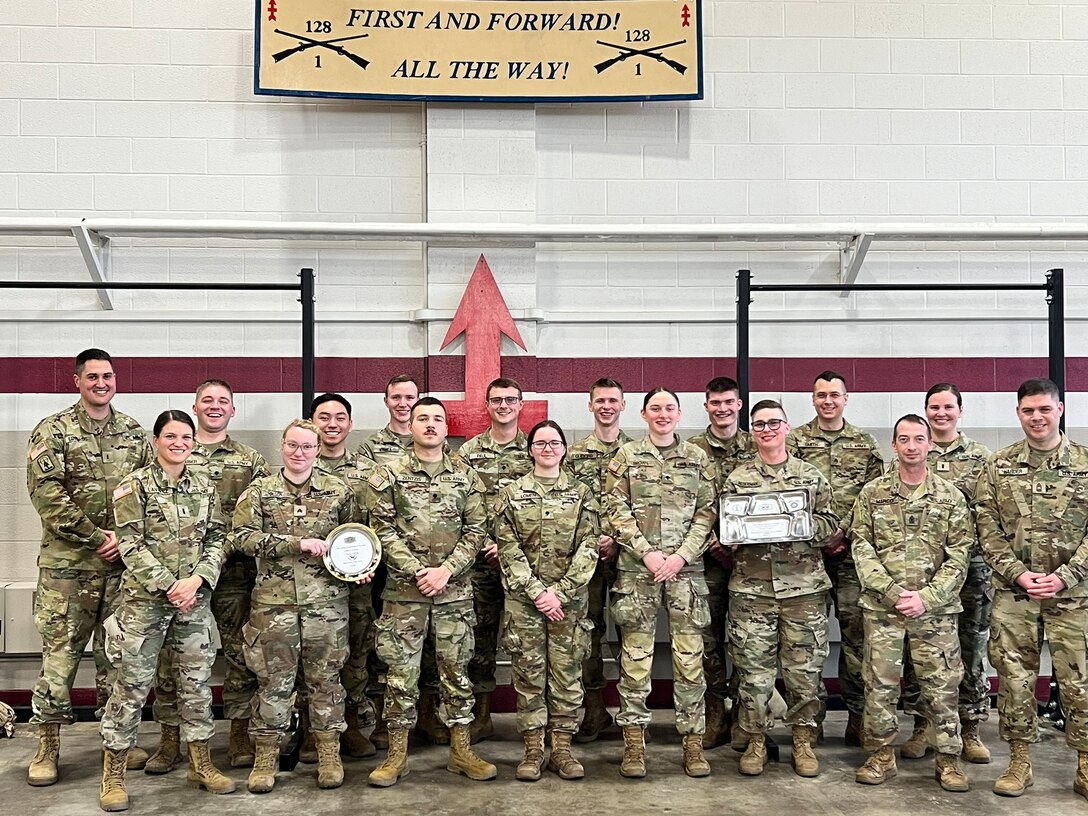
[72,225,113,310]
[838,232,873,295]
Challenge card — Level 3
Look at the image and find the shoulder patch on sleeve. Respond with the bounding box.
[29,441,48,460]
[493,498,504,513]
[368,471,390,491]
[113,482,133,500]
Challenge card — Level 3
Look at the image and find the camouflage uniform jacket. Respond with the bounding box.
[191,436,269,558]
[688,426,759,497]
[890,433,992,504]
[315,452,376,525]
[723,455,837,599]
[356,426,413,466]
[494,471,601,605]
[851,469,971,615]
[975,434,1088,596]
[112,461,227,599]
[457,428,533,498]
[564,430,632,496]
[231,470,356,606]
[787,417,886,533]
[367,451,487,605]
[27,403,153,572]
[605,437,716,574]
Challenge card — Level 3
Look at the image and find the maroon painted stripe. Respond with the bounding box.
[7,356,1079,394]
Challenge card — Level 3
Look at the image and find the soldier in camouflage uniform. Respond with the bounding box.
[851,414,972,792]
[787,370,885,743]
[98,410,235,811]
[309,393,379,759]
[26,349,153,788]
[607,387,716,779]
[723,400,837,778]
[975,378,1088,800]
[688,376,758,749]
[355,375,439,746]
[564,377,629,743]
[366,397,497,787]
[232,419,359,793]
[457,377,534,742]
[495,420,600,781]
[146,380,270,775]
[900,384,993,763]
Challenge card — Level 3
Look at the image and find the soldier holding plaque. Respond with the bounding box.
[231,419,361,794]
[721,400,838,779]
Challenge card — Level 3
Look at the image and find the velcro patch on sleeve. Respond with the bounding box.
[368,471,390,491]
[113,482,134,500]
[30,441,48,460]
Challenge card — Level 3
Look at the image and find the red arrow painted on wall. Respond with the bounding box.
[438,254,548,438]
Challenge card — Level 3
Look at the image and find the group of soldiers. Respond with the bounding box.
[21,347,1088,806]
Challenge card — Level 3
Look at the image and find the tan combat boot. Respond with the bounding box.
[228,719,255,768]
[368,727,409,787]
[901,715,931,759]
[516,728,545,781]
[739,732,768,776]
[313,730,344,789]
[961,720,990,764]
[682,733,711,778]
[791,725,820,778]
[186,739,236,794]
[468,692,494,744]
[297,708,317,763]
[844,711,864,747]
[341,704,376,758]
[143,724,181,775]
[27,722,60,786]
[99,748,129,812]
[416,691,451,745]
[620,725,646,778]
[730,717,750,752]
[1075,751,1088,800]
[855,746,897,785]
[369,695,389,750]
[935,752,969,792]
[548,730,585,780]
[702,693,728,750]
[448,724,497,780]
[126,747,149,771]
[993,739,1033,796]
[246,735,280,794]
[575,688,614,743]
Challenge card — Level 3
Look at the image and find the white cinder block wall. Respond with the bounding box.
[3,2,1088,590]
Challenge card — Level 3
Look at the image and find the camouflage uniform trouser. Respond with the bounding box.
[503,596,592,734]
[702,556,731,698]
[728,591,829,733]
[153,556,258,724]
[863,609,962,754]
[366,565,441,698]
[31,567,122,724]
[100,595,217,751]
[822,553,865,717]
[243,599,349,738]
[468,558,504,694]
[989,590,1088,750]
[611,572,709,735]
[903,552,993,723]
[374,599,476,730]
[581,557,618,691]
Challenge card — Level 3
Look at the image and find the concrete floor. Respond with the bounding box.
[0,711,1082,816]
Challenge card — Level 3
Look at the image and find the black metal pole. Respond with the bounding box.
[1047,267,1066,431]
[300,267,316,417]
[736,269,752,431]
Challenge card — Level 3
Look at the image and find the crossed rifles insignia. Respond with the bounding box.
[595,39,688,75]
[273,28,370,70]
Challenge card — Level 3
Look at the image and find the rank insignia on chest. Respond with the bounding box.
[937,461,950,472]
[1033,481,1048,495]
[905,513,919,527]
[177,506,190,518]
[294,504,307,517]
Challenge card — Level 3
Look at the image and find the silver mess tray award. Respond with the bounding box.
[323,523,382,582]
[720,490,814,545]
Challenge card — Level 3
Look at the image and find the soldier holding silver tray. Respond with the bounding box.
[722,400,838,779]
